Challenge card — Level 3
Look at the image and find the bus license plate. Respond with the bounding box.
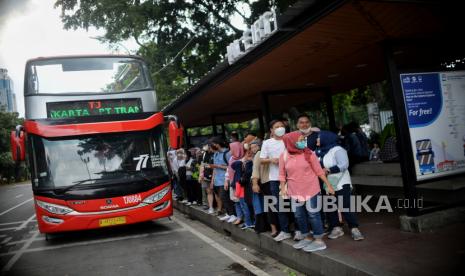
[99,216,126,227]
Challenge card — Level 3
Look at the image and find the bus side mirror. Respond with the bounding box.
[168,121,184,150]
[10,125,26,162]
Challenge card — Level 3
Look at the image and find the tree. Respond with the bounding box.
[54,0,297,109]
[0,109,24,182]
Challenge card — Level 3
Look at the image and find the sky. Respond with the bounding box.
[0,0,138,117]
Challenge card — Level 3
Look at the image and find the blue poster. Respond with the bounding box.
[400,71,465,181]
[401,73,442,128]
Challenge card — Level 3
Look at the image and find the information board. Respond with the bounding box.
[400,71,465,181]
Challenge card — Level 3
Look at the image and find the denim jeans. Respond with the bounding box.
[269,181,289,233]
[252,192,264,215]
[293,194,324,239]
[172,177,183,198]
[328,184,359,229]
[234,201,243,219]
[240,198,254,226]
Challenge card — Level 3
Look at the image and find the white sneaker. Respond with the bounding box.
[328,226,344,239]
[302,240,327,252]
[180,199,188,204]
[226,215,237,223]
[219,215,230,221]
[293,230,306,241]
[185,202,192,206]
[192,201,198,205]
[293,239,312,249]
[273,231,292,242]
[208,208,215,214]
[351,228,364,241]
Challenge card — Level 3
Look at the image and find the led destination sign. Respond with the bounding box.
[46,98,143,119]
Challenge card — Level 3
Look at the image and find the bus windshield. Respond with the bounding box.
[29,126,169,190]
[26,57,152,94]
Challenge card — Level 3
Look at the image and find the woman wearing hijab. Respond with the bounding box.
[279,131,335,252]
[316,131,364,241]
[231,147,255,229]
[225,141,245,224]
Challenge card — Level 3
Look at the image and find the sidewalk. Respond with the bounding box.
[174,201,463,276]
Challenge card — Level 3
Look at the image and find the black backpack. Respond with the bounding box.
[221,149,230,165]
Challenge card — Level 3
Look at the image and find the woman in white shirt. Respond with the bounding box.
[316,131,364,241]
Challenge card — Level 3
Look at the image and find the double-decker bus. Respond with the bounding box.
[10,55,183,235]
[415,139,436,175]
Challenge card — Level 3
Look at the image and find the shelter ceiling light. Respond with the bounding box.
[305,82,315,86]
[355,63,367,68]
[327,74,339,78]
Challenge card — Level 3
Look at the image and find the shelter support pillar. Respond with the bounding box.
[261,92,271,129]
[324,88,337,132]
[383,41,419,217]
[184,127,190,149]
[211,115,218,136]
[221,124,226,139]
[257,111,265,139]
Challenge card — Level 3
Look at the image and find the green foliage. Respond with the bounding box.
[332,82,391,127]
[54,0,297,109]
[0,109,24,181]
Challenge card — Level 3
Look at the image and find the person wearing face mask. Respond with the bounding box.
[250,139,272,234]
[260,120,290,240]
[295,113,329,232]
[199,144,215,214]
[209,137,233,218]
[279,131,335,252]
[316,131,364,241]
[242,132,256,152]
[296,113,321,151]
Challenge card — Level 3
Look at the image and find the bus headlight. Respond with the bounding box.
[42,216,64,224]
[36,200,73,215]
[143,186,170,204]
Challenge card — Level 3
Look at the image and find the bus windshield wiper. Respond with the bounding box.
[119,169,158,186]
[54,179,103,194]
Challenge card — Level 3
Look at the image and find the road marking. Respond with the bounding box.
[5,182,31,189]
[15,194,23,199]
[0,198,33,216]
[2,230,39,272]
[1,237,13,244]
[15,214,36,231]
[7,237,45,246]
[172,216,270,276]
[0,228,187,258]
[0,221,24,226]
[0,227,17,232]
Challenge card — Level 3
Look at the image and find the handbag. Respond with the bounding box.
[324,170,346,193]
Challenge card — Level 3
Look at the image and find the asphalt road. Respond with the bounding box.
[0,182,300,276]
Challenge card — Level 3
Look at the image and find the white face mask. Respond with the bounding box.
[299,127,312,134]
[274,127,286,137]
[202,145,209,151]
[243,143,249,150]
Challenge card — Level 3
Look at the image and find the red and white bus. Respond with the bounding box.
[10,55,183,234]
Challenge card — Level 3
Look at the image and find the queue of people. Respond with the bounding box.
[168,114,365,253]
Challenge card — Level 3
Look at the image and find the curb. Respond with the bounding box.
[175,201,373,276]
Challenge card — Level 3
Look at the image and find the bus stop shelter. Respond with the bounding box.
[163,0,464,218]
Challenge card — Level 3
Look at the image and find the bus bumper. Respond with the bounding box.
[34,191,173,234]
